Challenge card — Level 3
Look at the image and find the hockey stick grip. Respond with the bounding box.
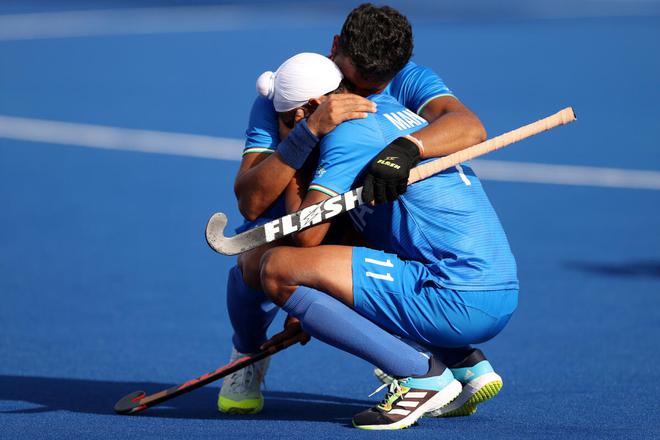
[408,107,576,184]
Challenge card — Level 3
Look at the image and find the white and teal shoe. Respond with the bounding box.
[217,347,270,414]
[353,357,461,430]
[374,348,502,418]
[427,356,502,417]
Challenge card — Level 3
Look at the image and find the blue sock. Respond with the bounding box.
[282,286,429,378]
[429,346,475,367]
[226,265,279,353]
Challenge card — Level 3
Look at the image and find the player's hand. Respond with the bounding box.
[362,136,422,205]
[306,94,377,137]
[260,315,310,350]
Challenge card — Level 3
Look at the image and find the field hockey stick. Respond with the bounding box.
[206,107,576,256]
[114,328,306,415]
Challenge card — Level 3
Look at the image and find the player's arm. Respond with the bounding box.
[235,96,375,220]
[284,151,331,247]
[289,190,333,247]
[284,149,319,214]
[235,107,319,221]
[362,65,486,204]
[286,123,367,247]
[413,95,486,158]
[235,151,300,221]
[403,64,487,156]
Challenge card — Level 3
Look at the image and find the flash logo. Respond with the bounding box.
[377,159,401,169]
[264,188,364,242]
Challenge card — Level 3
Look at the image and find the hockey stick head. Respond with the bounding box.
[206,212,265,256]
[114,390,147,415]
[205,212,230,253]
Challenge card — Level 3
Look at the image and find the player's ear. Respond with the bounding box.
[304,99,321,117]
[329,35,339,59]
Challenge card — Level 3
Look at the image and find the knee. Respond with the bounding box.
[238,248,267,290]
[260,247,294,306]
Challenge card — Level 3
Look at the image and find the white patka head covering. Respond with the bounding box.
[256,52,343,112]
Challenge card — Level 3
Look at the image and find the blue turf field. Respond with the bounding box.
[1,1,659,439]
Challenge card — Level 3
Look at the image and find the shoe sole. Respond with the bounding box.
[354,379,462,430]
[217,396,264,415]
[426,372,502,418]
[218,406,262,415]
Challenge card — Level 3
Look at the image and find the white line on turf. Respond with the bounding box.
[0,115,244,161]
[1,114,659,191]
[471,160,660,191]
[0,5,339,41]
[1,2,659,41]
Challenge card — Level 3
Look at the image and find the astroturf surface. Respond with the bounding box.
[1,2,659,439]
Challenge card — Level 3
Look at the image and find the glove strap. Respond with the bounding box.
[403,135,425,158]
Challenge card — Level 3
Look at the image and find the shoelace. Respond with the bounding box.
[227,363,255,392]
[230,360,268,392]
[369,378,408,409]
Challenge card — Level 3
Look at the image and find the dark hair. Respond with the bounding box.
[337,3,413,83]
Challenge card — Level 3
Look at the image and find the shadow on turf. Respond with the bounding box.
[565,259,660,279]
[0,375,371,422]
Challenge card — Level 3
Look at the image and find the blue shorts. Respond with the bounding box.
[351,247,518,348]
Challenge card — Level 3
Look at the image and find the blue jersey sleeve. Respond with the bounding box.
[386,62,455,115]
[309,117,384,197]
[243,96,279,155]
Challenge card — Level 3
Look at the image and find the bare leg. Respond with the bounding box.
[260,245,354,307]
[238,242,277,290]
[260,244,433,380]
[228,241,292,353]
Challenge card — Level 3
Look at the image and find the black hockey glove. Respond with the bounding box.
[362,137,422,205]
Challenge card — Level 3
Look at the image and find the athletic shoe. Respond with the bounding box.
[428,349,502,417]
[373,348,503,418]
[217,347,270,414]
[353,356,461,430]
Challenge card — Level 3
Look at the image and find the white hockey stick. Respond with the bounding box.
[206,107,576,255]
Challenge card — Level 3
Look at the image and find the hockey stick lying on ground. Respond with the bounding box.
[207,107,576,256]
[114,328,306,415]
